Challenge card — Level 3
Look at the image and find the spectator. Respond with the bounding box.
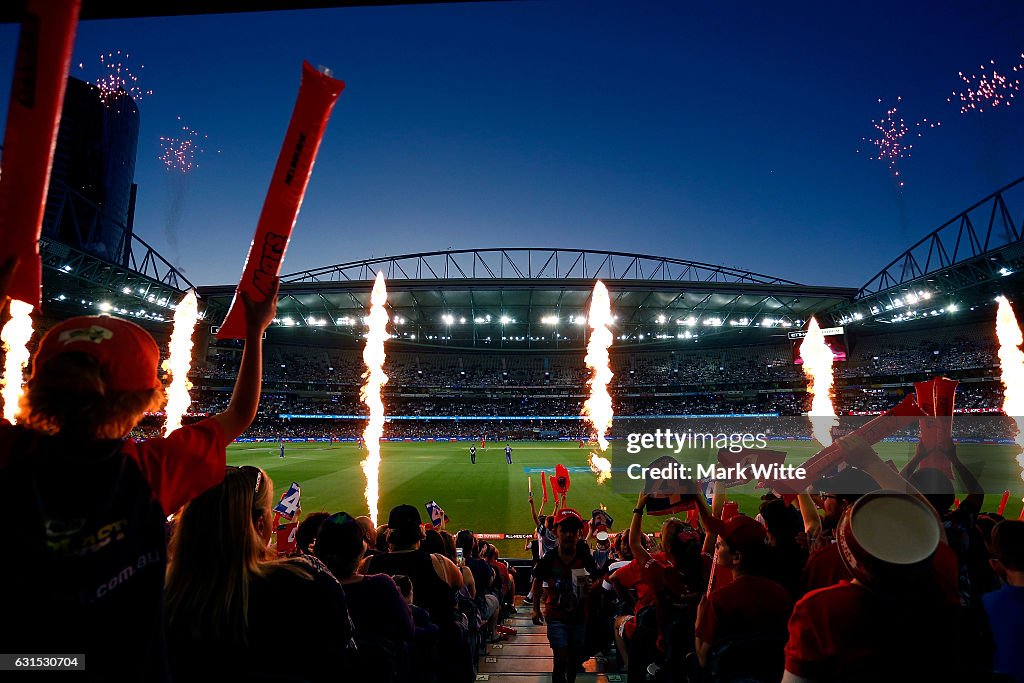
[0,263,278,681]
[625,501,707,678]
[165,466,354,682]
[784,492,960,681]
[456,529,501,640]
[983,520,1024,683]
[800,466,878,593]
[394,573,441,681]
[363,505,473,683]
[314,512,415,646]
[694,514,792,669]
[531,508,598,683]
[295,510,331,555]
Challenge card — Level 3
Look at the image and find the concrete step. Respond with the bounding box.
[505,633,549,644]
[486,643,551,656]
[479,655,552,674]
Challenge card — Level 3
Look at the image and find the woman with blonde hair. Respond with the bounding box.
[165,465,354,681]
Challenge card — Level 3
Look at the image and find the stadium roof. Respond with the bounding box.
[197,248,856,350]
[827,174,1024,328]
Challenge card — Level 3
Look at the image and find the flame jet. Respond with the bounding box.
[163,290,199,436]
[800,317,838,446]
[995,296,1024,483]
[583,281,614,483]
[361,272,389,524]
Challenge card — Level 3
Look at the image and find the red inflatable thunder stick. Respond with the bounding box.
[217,62,345,339]
[0,0,81,309]
[761,394,926,494]
[915,377,958,478]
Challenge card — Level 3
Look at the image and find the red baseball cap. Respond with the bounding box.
[553,508,584,530]
[706,514,766,551]
[32,316,162,392]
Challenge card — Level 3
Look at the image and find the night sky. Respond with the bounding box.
[1,1,1023,288]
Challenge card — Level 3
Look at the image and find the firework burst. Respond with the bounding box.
[858,97,940,188]
[159,117,209,174]
[950,56,1023,114]
[90,50,153,105]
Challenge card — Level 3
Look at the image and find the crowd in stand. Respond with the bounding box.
[518,443,1024,682]
[195,322,1001,389]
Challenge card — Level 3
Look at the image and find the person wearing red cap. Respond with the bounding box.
[693,506,793,670]
[530,507,598,683]
[0,264,279,682]
[625,494,706,678]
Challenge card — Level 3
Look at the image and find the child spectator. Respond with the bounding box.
[531,508,598,683]
[0,266,278,681]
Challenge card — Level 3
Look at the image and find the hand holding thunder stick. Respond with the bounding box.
[217,62,345,339]
[761,394,926,495]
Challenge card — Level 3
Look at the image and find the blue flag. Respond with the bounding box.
[273,482,301,519]
[425,500,449,528]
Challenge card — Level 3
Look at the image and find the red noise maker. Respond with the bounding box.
[217,62,345,339]
[541,471,549,505]
[998,490,1010,516]
[915,377,958,478]
[762,394,926,494]
[552,464,571,506]
[0,0,80,309]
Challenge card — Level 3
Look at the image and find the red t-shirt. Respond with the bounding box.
[802,542,853,594]
[785,580,960,680]
[489,559,511,590]
[118,419,228,513]
[802,541,961,605]
[695,575,792,645]
[0,418,227,515]
[610,552,668,614]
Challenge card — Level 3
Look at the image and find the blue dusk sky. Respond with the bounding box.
[1,0,1023,287]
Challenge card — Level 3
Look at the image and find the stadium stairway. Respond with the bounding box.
[476,598,626,683]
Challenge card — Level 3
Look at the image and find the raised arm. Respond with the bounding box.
[629,493,653,565]
[797,492,822,538]
[949,446,985,511]
[212,278,279,441]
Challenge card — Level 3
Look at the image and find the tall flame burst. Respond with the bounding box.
[995,297,1024,482]
[1,301,35,423]
[360,272,390,524]
[162,290,199,436]
[800,317,838,446]
[583,281,614,483]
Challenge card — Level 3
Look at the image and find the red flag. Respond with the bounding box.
[217,62,345,338]
[0,0,81,308]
